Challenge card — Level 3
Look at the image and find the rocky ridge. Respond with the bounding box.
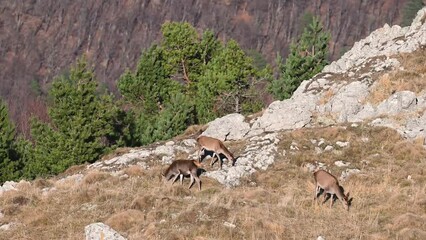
[0,0,409,134]
[1,7,426,240]
[81,7,426,189]
[2,9,424,193]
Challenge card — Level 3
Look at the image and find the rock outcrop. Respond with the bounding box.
[204,7,426,145]
[77,7,426,190]
[85,223,126,240]
[0,0,409,133]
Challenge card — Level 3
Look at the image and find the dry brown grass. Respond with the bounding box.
[367,48,426,105]
[1,125,426,240]
[122,165,145,177]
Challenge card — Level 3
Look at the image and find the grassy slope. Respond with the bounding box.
[1,50,426,240]
[1,124,425,240]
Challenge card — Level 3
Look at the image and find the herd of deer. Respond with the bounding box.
[162,135,352,211]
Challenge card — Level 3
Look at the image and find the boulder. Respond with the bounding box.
[202,113,250,141]
[85,222,126,240]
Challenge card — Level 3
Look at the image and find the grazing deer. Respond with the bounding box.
[162,160,202,190]
[196,135,235,169]
[313,169,351,211]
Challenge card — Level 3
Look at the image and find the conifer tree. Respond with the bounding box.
[118,45,186,145]
[0,100,20,182]
[119,22,267,144]
[161,22,201,85]
[402,0,425,27]
[270,16,330,100]
[196,39,255,122]
[26,58,118,177]
[152,93,194,141]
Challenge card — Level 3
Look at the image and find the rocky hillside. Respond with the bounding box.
[0,0,409,133]
[1,6,426,240]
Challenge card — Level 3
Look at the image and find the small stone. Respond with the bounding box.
[324,145,334,151]
[223,221,236,229]
[85,223,126,240]
[340,169,361,180]
[336,141,349,148]
[290,145,299,151]
[182,139,197,147]
[335,161,351,167]
[315,147,323,154]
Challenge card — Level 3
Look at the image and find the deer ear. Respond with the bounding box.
[346,192,350,198]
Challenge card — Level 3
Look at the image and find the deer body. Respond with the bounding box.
[163,160,202,190]
[313,169,350,210]
[196,136,235,169]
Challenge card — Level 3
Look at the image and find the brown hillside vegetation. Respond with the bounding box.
[0,0,408,134]
[367,47,426,105]
[1,124,425,239]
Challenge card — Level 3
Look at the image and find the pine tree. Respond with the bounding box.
[118,45,181,111]
[152,93,194,141]
[269,16,330,100]
[27,57,119,177]
[199,30,221,66]
[118,45,186,145]
[196,39,256,121]
[402,0,425,27]
[119,22,267,143]
[0,100,20,183]
[161,22,201,85]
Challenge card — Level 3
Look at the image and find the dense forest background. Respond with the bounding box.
[0,0,425,183]
[1,0,418,135]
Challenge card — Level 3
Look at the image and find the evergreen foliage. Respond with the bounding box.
[0,100,21,183]
[118,45,190,145]
[269,16,330,100]
[151,93,195,141]
[402,0,425,27]
[26,58,120,177]
[197,40,255,118]
[119,22,268,145]
[118,45,179,108]
[161,22,201,85]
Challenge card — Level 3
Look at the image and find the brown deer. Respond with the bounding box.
[313,169,351,211]
[162,160,202,190]
[196,135,235,169]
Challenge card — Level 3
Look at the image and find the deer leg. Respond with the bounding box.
[329,194,335,208]
[188,174,195,189]
[341,199,347,210]
[179,174,184,185]
[211,153,223,169]
[314,186,319,202]
[198,148,205,162]
[315,186,323,202]
[322,193,331,204]
[191,169,201,191]
[210,152,218,166]
[171,174,180,185]
[194,175,201,191]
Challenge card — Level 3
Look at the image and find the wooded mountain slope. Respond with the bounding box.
[0,0,408,132]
